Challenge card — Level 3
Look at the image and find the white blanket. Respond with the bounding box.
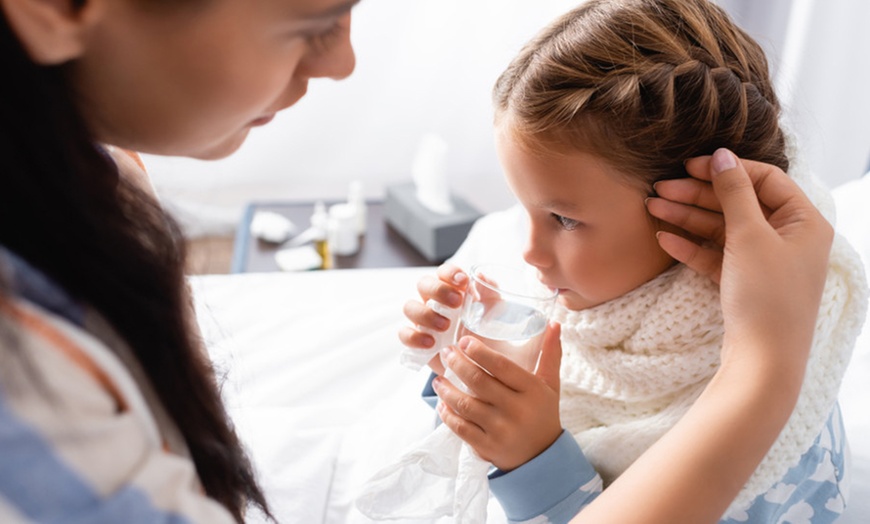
[191,178,870,522]
[192,268,509,523]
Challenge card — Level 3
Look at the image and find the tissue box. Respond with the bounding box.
[384,182,481,263]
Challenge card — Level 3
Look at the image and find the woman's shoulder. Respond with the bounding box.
[0,245,164,446]
[0,246,85,326]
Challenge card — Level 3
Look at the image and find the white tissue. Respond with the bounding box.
[250,211,296,243]
[364,296,491,522]
[356,422,491,523]
[412,133,455,215]
[400,299,461,371]
[274,246,322,271]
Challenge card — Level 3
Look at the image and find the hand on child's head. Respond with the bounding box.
[648,149,832,363]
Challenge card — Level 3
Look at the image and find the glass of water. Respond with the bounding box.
[455,263,559,373]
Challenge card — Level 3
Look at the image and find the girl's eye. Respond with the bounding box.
[551,213,581,231]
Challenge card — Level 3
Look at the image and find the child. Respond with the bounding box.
[391,0,867,522]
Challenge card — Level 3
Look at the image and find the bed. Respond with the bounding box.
[191,179,870,523]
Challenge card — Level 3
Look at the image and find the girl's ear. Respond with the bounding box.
[1,0,105,65]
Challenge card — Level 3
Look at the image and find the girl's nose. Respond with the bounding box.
[522,227,553,271]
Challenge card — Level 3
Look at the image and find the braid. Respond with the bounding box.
[494,0,788,189]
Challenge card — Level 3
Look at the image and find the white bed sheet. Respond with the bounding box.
[192,268,509,524]
[191,180,870,522]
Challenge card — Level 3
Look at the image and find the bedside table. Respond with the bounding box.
[231,201,435,273]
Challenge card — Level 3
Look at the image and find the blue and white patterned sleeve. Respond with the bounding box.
[721,403,848,523]
[489,431,602,524]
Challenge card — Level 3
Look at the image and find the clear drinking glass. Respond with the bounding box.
[454,263,559,373]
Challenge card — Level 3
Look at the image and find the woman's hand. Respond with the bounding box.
[572,148,834,524]
[433,322,563,471]
[398,263,468,375]
[647,148,832,374]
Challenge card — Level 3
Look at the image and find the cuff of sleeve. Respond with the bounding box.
[421,372,438,409]
[489,430,594,522]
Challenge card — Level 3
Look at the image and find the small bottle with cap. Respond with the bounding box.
[328,203,360,256]
[310,201,332,269]
[347,180,367,235]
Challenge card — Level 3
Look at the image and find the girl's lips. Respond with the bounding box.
[534,271,563,294]
[539,279,562,294]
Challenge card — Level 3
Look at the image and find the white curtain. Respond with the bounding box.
[775,0,870,188]
[722,0,870,188]
[143,0,870,237]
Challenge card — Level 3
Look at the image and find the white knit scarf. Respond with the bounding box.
[557,231,867,510]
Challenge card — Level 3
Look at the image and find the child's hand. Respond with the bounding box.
[398,263,468,375]
[432,322,563,471]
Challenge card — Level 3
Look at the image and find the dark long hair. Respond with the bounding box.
[0,9,270,523]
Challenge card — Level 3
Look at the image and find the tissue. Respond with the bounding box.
[356,418,491,523]
[412,133,454,215]
[250,211,296,243]
[400,299,461,371]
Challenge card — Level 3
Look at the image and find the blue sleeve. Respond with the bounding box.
[422,374,601,523]
[421,372,438,409]
[489,431,601,524]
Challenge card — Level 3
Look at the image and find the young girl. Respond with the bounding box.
[397,0,867,522]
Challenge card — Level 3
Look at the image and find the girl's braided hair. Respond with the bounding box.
[494,0,788,189]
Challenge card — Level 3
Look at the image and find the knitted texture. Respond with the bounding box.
[557,226,867,511]
[557,265,722,486]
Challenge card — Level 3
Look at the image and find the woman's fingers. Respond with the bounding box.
[647,197,726,248]
[705,150,767,229]
[654,177,722,213]
[738,157,810,217]
[651,150,793,271]
[655,231,723,283]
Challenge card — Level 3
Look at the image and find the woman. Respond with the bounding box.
[0,0,834,522]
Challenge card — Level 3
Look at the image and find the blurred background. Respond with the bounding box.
[142,0,870,273]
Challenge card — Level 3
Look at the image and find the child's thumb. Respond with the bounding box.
[535,322,562,391]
